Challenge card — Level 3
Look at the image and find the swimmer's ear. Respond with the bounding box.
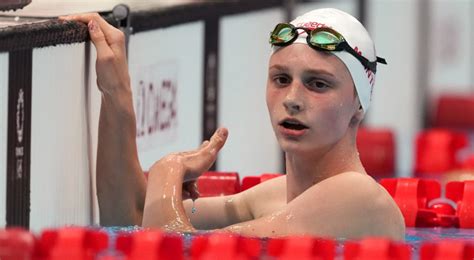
[350,102,365,127]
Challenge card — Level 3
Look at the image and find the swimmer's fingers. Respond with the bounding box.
[200,128,228,157]
[193,127,228,167]
[174,134,220,158]
[60,13,130,93]
[59,13,126,56]
[199,140,210,149]
[183,181,200,201]
[176,141,209,157]
[86,20,115,61]
[183,128,228,180]
[152,129,227,181]
[182,188,191,200]
[59,13,106,28]
[189,181,200,201]
[59,13,119,43]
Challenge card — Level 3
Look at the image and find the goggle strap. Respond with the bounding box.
[376,56,387,65]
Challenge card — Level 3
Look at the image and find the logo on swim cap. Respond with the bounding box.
[295,21,328,29]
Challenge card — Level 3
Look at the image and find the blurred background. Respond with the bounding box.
[0,0,473,230]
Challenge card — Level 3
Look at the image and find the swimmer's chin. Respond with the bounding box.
[278,141,313,155]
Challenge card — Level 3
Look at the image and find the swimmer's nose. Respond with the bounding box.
[283,100,303,115]
[283,85,305,115]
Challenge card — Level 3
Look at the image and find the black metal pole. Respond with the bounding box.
[6,49,32,228]
[358,0,367,26]
[418,0,431,128]
[202,16,220,171]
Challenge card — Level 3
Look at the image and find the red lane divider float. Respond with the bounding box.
[147,170,283,195]
[197,171,240,197]
[433,94,474,129]
[414,129,468,176]
[191,232,261,260]
[380,178,444,227]
[36,227,108,260]
[344,237,411,260]
[446,180,474,228]
[240,176,260,191]
[241,173,283,191]
[0,228,35,260]
[460,154,474,170]
[267,236,335,260]
[420,240,474,260]
[381,178,474,228]
[357,127,396,179]
[145,171,241,197]
[2,226,474,259]
[116,230,183,260]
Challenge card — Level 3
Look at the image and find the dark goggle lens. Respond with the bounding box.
[309,30,343,51]
[270,24,295,44]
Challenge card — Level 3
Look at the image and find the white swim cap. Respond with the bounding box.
[272,8,384,113]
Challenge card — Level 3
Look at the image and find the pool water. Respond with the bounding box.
[98,226,474,259]
[405,227,474,242]
[405,227,474,256]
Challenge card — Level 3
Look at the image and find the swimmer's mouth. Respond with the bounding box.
[279,118,309,130]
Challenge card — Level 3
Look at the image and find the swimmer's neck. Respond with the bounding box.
[284,136,365,202]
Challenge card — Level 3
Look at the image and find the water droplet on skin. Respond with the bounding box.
[191,199,196,214]
[267,211,284,222]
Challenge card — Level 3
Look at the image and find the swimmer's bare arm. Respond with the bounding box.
[60,13,256,229]
[60,14,146,226]
[223,173,405,240]
[181,194,251,230]
[142,127,286,230]
[180,175,286,230]
[144,147,405,240]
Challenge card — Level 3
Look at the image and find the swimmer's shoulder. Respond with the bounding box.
[303,171,406,240]
[239,174,287,219]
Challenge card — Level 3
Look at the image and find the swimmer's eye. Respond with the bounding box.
[273,75,292,86]
[306,79,330,91]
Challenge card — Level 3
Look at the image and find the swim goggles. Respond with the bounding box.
[269,23,387,73]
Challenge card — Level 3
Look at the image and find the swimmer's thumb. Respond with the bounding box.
[194,127,228,171]
[208,127,228,155]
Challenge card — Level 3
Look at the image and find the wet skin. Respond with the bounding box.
[61,13,406,240]
[267,44,365,200]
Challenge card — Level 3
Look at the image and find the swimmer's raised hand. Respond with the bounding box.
[59,13,131,95]
[180,129,227,200]
[59,13,144,226]
[143,128,228,229]
[149,128,228,182]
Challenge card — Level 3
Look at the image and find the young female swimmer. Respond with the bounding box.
[60,8,405,240]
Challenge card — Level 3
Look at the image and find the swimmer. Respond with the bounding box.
[61,8,405,240]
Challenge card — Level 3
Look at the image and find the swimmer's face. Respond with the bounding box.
[266,43,362,155]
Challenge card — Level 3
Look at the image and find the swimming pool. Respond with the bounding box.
[5,175,474,259]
